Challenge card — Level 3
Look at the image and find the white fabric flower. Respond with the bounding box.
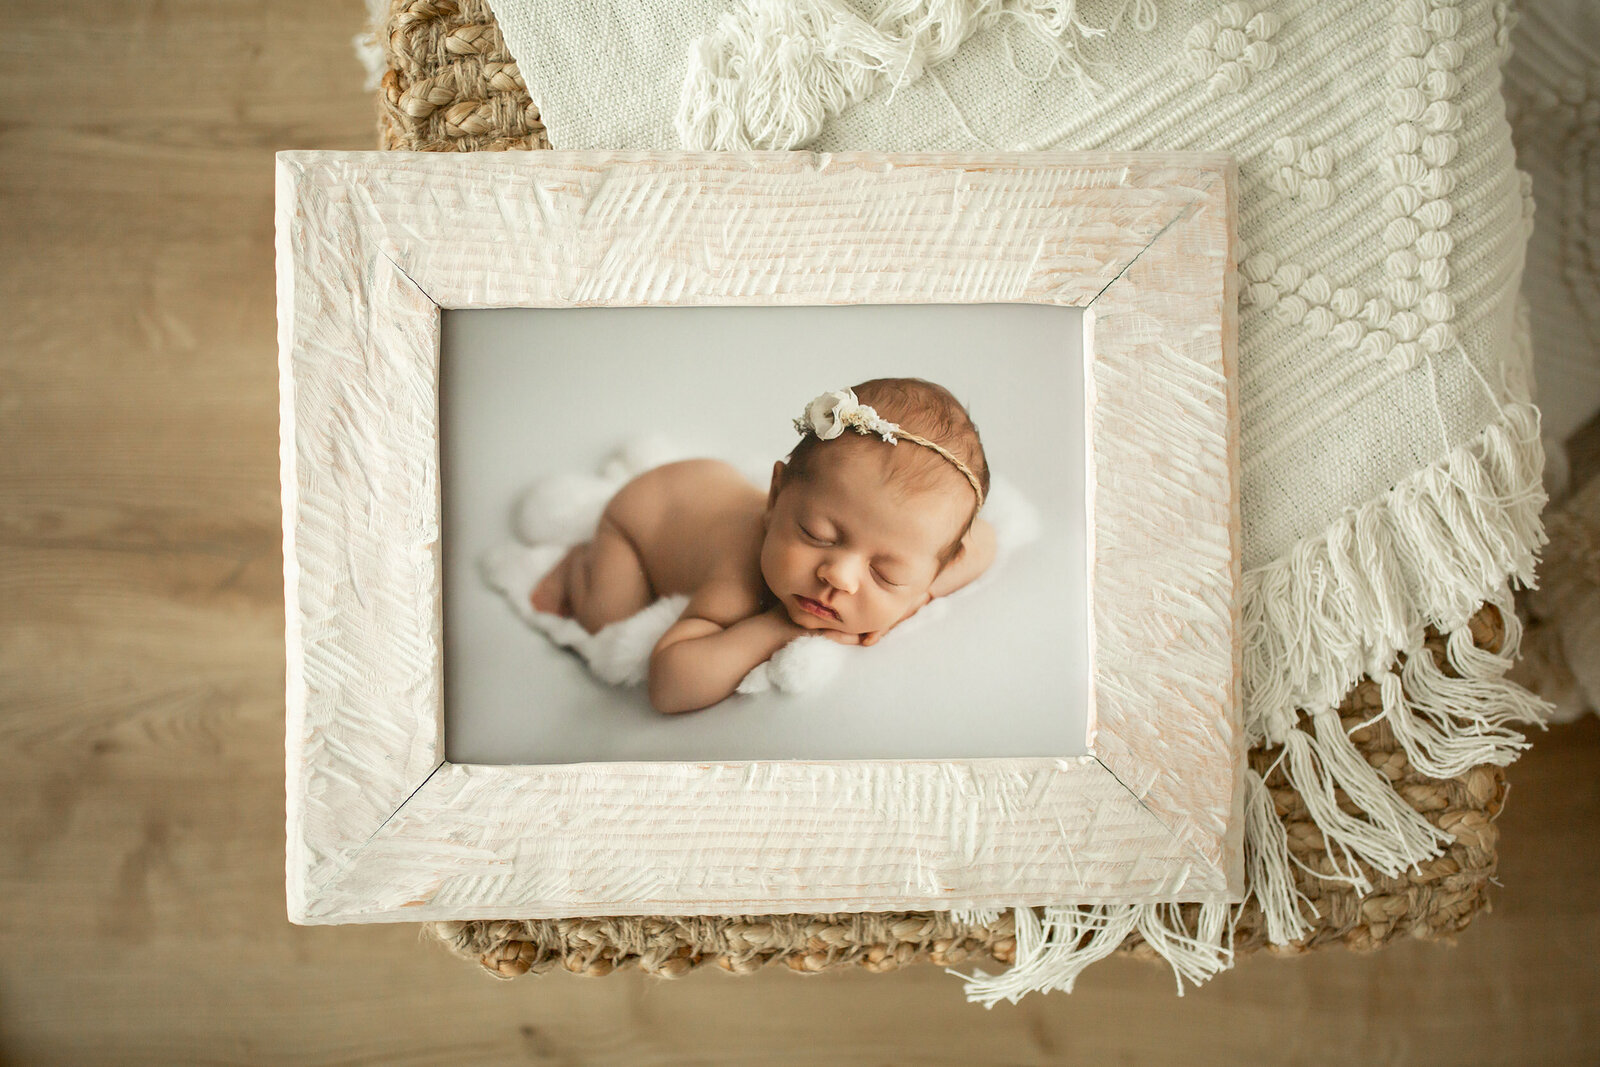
[804,388,856,439]
[794,388,901,443]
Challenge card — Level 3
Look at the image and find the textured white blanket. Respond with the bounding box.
[480,0,1557,1003]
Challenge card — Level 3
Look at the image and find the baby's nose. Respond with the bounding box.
[818,557,859,593]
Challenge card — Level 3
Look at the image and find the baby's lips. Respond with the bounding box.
[798,593,841,621]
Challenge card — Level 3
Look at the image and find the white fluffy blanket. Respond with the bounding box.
[479,436,1040,697]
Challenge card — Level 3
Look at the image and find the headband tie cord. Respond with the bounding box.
[792,388,984,510]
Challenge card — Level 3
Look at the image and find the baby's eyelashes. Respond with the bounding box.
[798,520,909,588]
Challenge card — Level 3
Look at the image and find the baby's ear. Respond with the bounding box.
[766,460,786,513]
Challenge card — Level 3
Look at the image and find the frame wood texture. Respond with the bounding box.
[277,150,1242,923]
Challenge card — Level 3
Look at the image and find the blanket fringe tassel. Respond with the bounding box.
[954,402,1552,1004]
[677,0,1149,151]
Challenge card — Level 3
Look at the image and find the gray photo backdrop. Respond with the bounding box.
[441,304,1087,762]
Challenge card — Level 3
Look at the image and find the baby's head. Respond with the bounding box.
[761,378,990,638]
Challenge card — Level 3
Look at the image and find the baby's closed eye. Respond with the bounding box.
[797,520,905,586]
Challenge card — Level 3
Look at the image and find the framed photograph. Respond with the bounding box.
[442,302,1095,767]
[277,149,1242,923]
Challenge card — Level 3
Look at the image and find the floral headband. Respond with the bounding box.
[792,388,985,510]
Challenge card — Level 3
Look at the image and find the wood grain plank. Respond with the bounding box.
[1,0,1595,1061]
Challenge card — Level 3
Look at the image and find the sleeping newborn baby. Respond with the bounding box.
[529,377,997,713]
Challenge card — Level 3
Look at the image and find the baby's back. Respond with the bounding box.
[604,458,769,605]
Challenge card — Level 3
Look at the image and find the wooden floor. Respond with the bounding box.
[1,2,1597,1062]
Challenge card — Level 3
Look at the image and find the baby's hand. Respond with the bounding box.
[764,603,862,646]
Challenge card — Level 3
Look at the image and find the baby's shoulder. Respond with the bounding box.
[682,572,766,628]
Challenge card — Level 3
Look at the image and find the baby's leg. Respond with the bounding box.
[531,516,654,635]
[529,544,583,618]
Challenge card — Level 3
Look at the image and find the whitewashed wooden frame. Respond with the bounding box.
[277,149,1242,924]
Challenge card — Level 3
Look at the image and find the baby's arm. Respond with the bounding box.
[648,584,805,714]
[929,517,998,600]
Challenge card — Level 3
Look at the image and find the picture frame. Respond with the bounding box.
[277,149,1242,923]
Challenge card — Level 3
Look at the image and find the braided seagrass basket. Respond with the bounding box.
[378,0,1513,982]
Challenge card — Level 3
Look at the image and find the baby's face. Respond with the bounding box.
[761,445,972,638]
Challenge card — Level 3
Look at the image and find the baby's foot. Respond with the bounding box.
[530,543,583,617]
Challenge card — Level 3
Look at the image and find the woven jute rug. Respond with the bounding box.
[428,618,1509,979]
[379,0,548,152]
[380,0,1513,983]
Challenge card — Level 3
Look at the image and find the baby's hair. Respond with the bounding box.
[784,377,990,571]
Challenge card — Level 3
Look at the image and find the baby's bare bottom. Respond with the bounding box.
[531,514,655,635]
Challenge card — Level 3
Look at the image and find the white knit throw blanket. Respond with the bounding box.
[482,0,1556,1003]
